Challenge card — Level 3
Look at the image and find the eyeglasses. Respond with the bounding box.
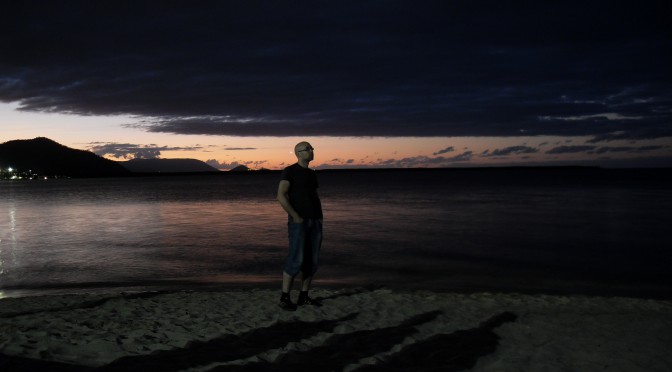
[297,147,314,153]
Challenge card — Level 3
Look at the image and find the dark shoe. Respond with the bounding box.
[279,297,297,311]
[297,295,322,307]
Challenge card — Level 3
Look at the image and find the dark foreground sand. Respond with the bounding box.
[1,288,671,371]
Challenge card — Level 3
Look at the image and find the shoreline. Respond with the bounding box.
[1,288,671,371]
[3,277,671,301]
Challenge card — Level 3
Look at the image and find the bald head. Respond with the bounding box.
[294,141,314,165]
[294,142,310,154]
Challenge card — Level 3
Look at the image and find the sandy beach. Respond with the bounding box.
[1,288,671,371]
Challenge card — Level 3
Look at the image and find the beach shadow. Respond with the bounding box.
[207,310,443,372]
[1,309,517,372]
[356,311,518,371]
[0,353,92,372]
[96,313,359,371]
[316,284,388,302]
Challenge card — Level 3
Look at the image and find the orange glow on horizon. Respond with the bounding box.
[2,102,671,170]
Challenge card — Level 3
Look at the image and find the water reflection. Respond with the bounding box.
[0,201,19,277]
[0,194,287,290]
[2,172,671,298]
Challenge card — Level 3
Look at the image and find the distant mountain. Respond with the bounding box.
[120,158,220,173]
[0,137,130,178]
[229,165,250,172]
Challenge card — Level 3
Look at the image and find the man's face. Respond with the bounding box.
[296,142,314,161]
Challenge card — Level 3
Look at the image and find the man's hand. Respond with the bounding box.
[292,215,304,224]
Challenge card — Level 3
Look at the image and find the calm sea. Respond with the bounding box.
[1,168,671,298]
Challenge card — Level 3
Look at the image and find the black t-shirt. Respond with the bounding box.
[280,163,323,219]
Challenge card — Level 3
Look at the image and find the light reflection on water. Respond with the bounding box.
[1,170,671,298]
[0,176,287,293]
[1,201,19,278]
[3,200,285,284]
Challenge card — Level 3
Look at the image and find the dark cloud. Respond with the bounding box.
[546,145,598,154]
[225,147,256,151]
[2,1,671,139]
[486,146,538,157]
[638,145,668,152]
[592,145,668,154]
[87,142,201,159]
[448,151,474,162]
[433,146,455,155]
[586,130,672,143]
[593,146,636,154]
[391,151,474,167]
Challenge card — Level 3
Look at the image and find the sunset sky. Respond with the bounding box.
[2,1,671,170]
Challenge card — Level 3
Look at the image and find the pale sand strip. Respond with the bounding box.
[1,289,671,371]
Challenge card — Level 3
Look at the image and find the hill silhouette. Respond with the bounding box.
[229,165,250,172]
[0,137,130,178]
[120,158,219,173]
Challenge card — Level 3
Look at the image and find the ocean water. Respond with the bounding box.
[1,168,671,298]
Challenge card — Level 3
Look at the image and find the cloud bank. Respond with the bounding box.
[87,142,202,159]
[1,1,670,140]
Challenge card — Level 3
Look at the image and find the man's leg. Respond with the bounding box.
[283,271,295,293]
[297,219,322,307]
[279,272,297,311]
[297,274,320,306]
[300,274,312,291]
[280,220,305,311]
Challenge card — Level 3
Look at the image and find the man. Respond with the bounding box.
[277,141,323,311]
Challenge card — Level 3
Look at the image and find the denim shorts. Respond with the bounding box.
[284,217,323,277]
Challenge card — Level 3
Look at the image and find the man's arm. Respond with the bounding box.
[277,180,303,223]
